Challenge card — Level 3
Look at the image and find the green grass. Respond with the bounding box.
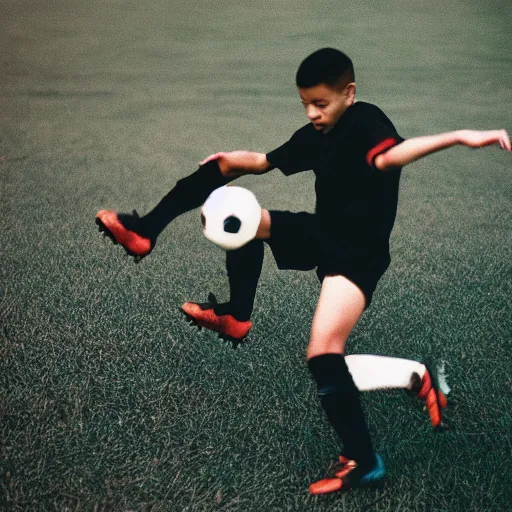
[1,0,511,510]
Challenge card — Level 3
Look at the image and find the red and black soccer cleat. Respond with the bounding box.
[309,454,386,495]
[410,364,449,431]
[95,209,154,262]
[180,293,252,347]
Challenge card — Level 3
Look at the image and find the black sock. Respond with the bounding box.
[139,160,232,239]
[308,353,376,471]
[224,239,264,321]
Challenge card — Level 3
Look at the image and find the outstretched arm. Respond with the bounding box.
[200,151,273,178]
[375,129,511,171]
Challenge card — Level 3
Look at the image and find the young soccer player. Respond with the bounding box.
[96,48,510,493]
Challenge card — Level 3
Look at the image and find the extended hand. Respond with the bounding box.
[200,151,229,166]
[200,150,255,168]
[457,129,511,151]
[200,150,271,176]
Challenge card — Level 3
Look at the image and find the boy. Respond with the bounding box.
[96,48,510,493]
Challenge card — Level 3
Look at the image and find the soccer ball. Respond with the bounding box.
[201,186,261,250]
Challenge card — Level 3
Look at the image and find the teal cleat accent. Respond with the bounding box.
[360,453,386,484]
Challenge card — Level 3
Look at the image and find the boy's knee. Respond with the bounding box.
[255,208,271,240]
[307,329,349,359]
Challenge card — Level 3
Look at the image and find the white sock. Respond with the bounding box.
[345,354,426,392]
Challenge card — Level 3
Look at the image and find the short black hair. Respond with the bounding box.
[296,48,354,89]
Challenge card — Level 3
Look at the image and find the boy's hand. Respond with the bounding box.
[200,152,229,166]
[200,151,271,176]
[456,129,511,151]
[200,150,254,168]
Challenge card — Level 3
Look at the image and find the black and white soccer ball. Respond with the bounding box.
[201,186,261,250]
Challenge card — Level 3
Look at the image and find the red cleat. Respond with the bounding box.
[309,454,385,495]
[410,365,449,430]
[180,294,252,347]
[95,209,154,262]
[309,456,357,495]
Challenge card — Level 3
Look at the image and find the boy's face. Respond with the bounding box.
[298,82,355,134]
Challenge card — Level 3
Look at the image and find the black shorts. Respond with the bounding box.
[266,211,391,307]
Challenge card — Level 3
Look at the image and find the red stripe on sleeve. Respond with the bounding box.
[366,138,397,167]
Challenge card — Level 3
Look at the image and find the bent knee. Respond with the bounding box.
[306,333,348,360]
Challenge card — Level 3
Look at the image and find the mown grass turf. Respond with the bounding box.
[1,0,511,510]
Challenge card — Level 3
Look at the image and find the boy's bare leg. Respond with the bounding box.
[307,276,385,493]
[307,275,366,358]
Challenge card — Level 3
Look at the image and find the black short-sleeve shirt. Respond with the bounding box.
[266,101,404,260]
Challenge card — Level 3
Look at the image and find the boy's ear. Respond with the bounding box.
[345,82,356,102]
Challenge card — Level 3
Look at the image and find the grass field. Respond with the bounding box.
[1,0,511,510]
